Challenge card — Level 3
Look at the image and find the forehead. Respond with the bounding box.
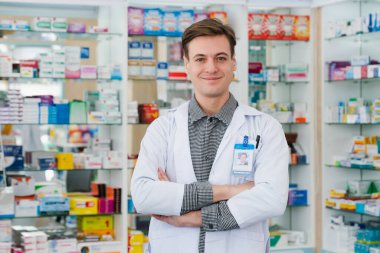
[187,35,231,57]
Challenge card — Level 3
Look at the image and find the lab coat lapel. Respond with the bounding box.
[173,103,197,183]
[213,106,246,165]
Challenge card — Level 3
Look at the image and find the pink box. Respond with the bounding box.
[68,23,86,33]
[80,65,97,79]
[128,7,144,35]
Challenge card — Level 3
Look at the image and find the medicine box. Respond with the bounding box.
[77,241,121,253]
[128,41,141,59]
[288,189,308,206]
[56,153,74,170]
[70,196,98,215]
[144,9,163,36]
[77,215,113,231]
[39,195,70,215]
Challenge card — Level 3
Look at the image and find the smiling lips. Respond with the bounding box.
[201,76,223,80]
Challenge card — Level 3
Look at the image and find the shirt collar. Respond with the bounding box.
[188,94,238,125]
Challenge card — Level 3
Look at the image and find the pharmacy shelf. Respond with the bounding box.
[325,31,380,43]
[6,168,123,172]
[0,213,122,220]
[0,123,122,126]
[281,122,309,125]
[325,206,380,218]
[325,122,380,125]
[0,77,121,82]
[128,34,181,38]
[288,204,309,207]
[270,244,314,252]
[290,163,310,167]
[250,81,309,85]
[325,164,378,171]
[325,77,380,83]
[0,29,122,41]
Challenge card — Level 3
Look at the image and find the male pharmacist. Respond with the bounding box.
[131,19,289,253]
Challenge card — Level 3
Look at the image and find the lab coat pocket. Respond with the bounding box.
[149,219,198,253]
[228,228,266,253]
[205,231,228,253]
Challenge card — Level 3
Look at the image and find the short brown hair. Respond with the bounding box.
[181,18,236,59]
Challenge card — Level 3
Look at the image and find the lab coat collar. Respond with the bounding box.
[172,102,263,182]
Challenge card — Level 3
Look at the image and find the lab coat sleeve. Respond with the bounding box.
[131,116,185,216]
[227,116,289,228]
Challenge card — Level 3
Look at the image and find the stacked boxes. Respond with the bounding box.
[0,220,12,253]
[65,46,81,79]
[3,145,23,171]
[87,88,121,124]
[23,97,41,124]
[52,49,65,79]
[127,101,139,124]
[7,90,23,124]
[38,53,53,78]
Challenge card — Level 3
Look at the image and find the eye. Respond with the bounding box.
[195,58,205,63]
[217,56,227,61]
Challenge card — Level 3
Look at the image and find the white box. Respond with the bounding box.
[51,18,67,32]
[81,65,97,79]
[15,200,39,217]
[31,17,51,31]
[84,154,102,169]
[77,241,121,253]
[20,67,34,78]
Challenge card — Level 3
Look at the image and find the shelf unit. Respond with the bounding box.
[321,0,380,252]
[247,3,315,251]
[0,1,128,252]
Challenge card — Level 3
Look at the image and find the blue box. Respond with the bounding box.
[356,202,365,214]
[48,104,58,124]
[38,158,57,170]
[5,156,24,171]
[128,41,141,59]
[288,189,308,206]
[39,196,70,215]
[3,145,23,156]
[56,103,69,124]
[144,8,163,36]
[162,11,179,37]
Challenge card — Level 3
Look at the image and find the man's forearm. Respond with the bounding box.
[181,181,255,214]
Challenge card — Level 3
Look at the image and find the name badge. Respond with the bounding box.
[232,135,254,176]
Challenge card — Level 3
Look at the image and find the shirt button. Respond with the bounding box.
[208,117,213,122]
[208,224,213,229]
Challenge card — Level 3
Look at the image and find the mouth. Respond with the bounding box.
[201,76,223,81]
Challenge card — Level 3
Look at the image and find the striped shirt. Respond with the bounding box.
[181,94,240,253]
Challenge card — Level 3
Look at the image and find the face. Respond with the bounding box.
[184,35,236,100]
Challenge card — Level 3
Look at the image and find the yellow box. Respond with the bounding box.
[56,153,74,170]
[81,229,114,239]
[70,196,98,215]
[78,215,113,231]
[129,245,143,253]
[128,230,144,246]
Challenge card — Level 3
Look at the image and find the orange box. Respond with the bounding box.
[265,14,281,40]
[294,15,310,41]
[208,12,228,24]
[280,15,296,40]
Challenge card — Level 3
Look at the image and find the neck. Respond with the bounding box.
[195,92,230,116]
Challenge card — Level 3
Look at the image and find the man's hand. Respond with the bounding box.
[158,168,169,181]
[152,211,202,227]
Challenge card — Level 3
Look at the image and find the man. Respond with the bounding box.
[131,19,289,253]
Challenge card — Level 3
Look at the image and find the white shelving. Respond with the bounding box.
[0,1,128,252]
[321,1,380,252]
[247,3,316,251]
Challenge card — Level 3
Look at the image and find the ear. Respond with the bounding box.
[232,55,237,71]
[183,56,190,71]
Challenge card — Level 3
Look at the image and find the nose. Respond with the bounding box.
[205,59,218,73]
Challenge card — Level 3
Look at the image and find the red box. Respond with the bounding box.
[265,14,282,40]
[138,103,159,124]
[280,15,296,40]
[248,13,267,40]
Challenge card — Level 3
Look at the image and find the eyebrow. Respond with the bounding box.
[192,52,229,59]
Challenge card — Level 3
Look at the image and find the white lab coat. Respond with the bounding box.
[131,101,289,253]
